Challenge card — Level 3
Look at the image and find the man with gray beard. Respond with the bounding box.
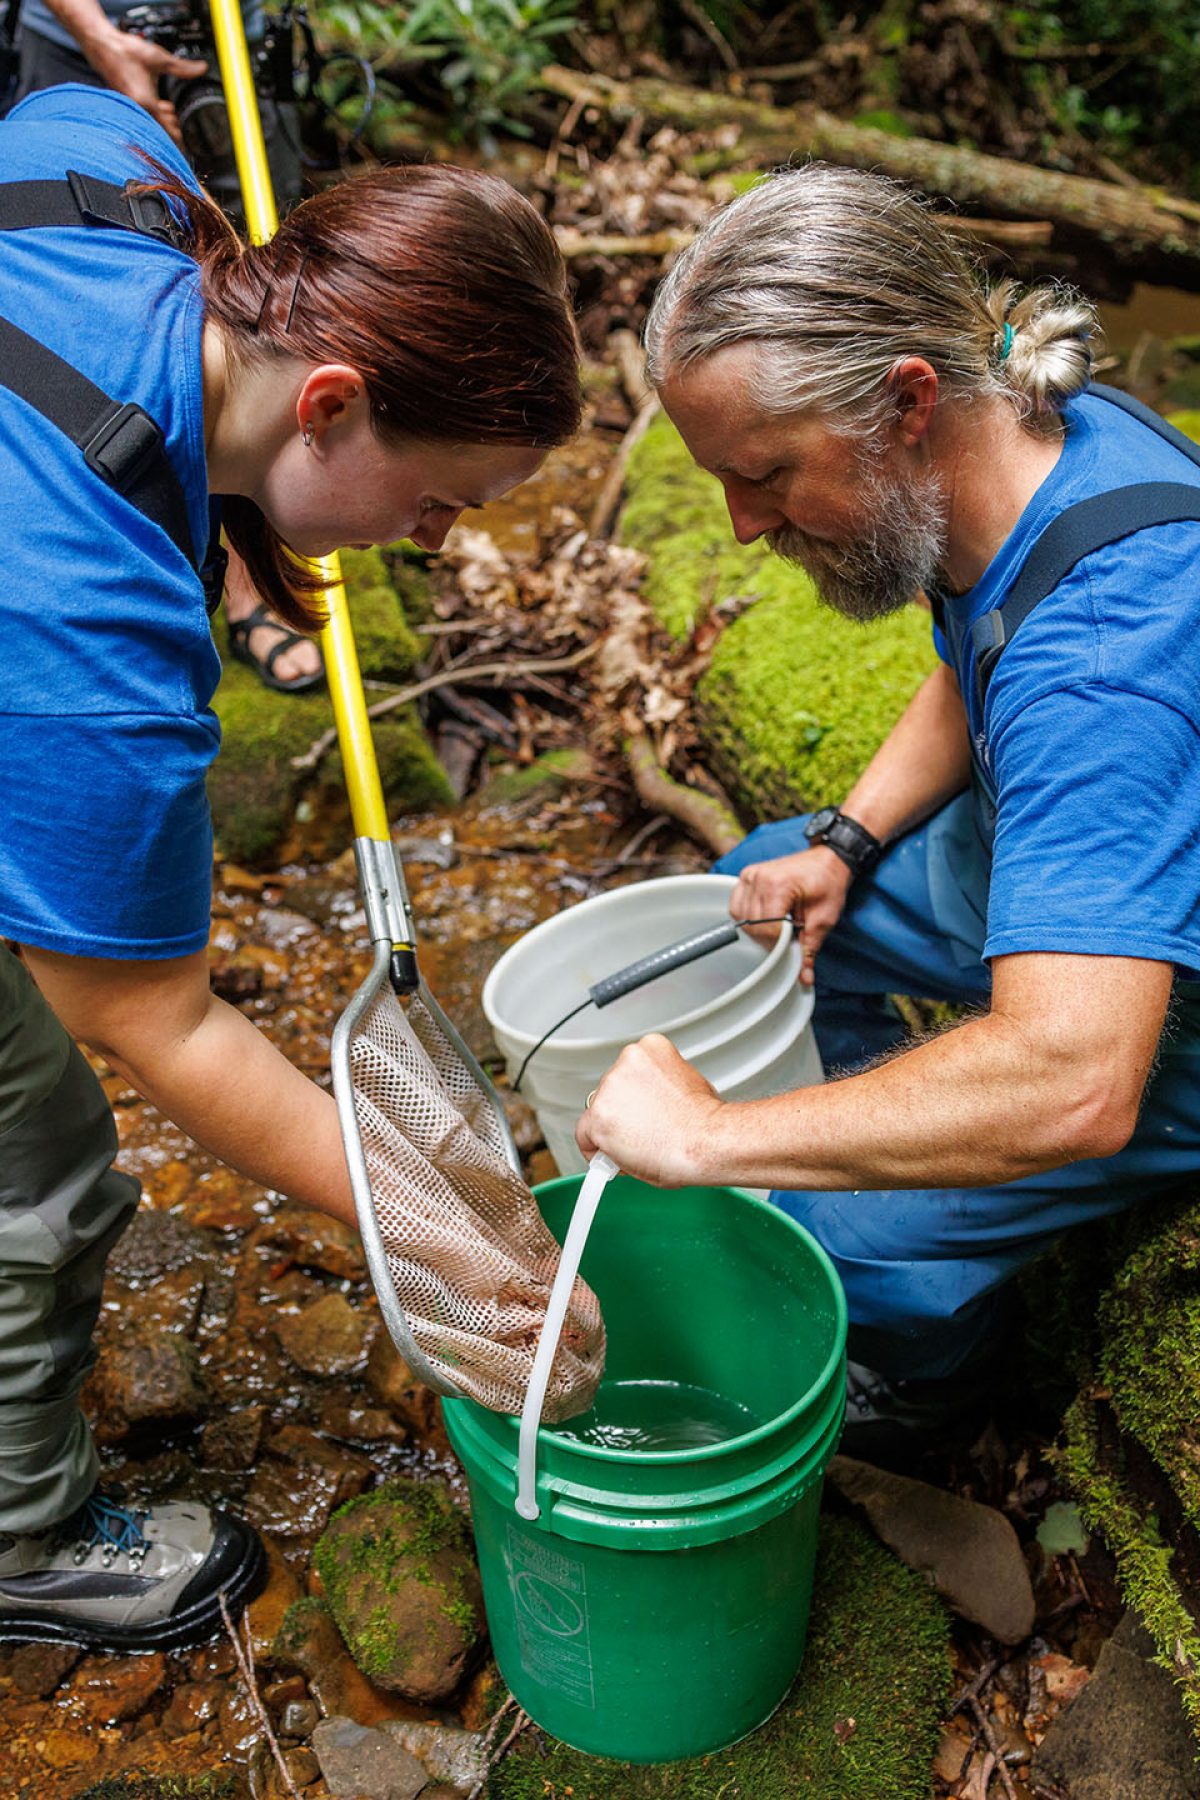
[577,164,1200,1465]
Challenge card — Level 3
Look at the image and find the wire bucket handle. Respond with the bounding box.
[516,1152,619,1521]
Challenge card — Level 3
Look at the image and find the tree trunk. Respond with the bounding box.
[541,65,1200,290]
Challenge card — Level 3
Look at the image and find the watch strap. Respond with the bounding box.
[806,808,882,878]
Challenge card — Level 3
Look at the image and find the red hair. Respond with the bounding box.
[153,165,581,627]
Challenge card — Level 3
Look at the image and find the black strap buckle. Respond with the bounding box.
[66,169,182,247]
[82,402,165,489]
[200,541,229,617]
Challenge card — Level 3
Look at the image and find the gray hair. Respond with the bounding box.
[644,164,1099,439]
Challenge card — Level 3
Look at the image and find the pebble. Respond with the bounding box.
[276,1292,374,1376]
[160,1679,227,1738]
[66,1652,168,1725]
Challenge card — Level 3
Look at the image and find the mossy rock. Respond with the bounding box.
[620,414,938,822]
[313,1477,485,1702]
[1057,1186,1200,1744]
[474,747,595,809]
[486,1515,950,1799]
[209,549,451,864]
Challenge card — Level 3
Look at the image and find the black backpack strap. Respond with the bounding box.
[972,480,1200,711]
[0,312,196,569]
[0,170,184,245]
[0,170,204,574]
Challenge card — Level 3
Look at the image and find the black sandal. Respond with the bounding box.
[227,602,325,694]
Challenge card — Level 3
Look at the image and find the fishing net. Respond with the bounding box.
[348,987,606,1420]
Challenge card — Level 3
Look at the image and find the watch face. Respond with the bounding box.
[806,807,839,840]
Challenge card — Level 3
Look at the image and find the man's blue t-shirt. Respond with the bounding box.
[934,391,1200,976]
[0,84,221,959]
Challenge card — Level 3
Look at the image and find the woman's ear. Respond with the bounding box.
[295,364,366,443]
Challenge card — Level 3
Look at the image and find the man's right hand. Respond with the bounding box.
[729,845,854,985]
[84,26,206,144]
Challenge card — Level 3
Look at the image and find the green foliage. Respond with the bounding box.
[621,412,937,822]
[310,0,577,148]
[77,1779,236,1800]
[487,1515,950,1799]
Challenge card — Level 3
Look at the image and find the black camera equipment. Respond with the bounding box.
[118,0,374,217]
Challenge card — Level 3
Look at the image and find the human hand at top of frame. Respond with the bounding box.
[729,846,852,985]
[86,25,206,144]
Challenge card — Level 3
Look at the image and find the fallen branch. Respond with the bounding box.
[542,64,1200,287]
[625,727,742,857]
[589,398,662,540]
[555,224,697,259]
[465,1703,532,1800]
[290,644,599,775]
[219,1590,302,1800]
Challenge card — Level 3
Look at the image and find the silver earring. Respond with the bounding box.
[301,421,315,448]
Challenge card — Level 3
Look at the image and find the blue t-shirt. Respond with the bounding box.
[935,391,1200,976]
[0,85,221,959]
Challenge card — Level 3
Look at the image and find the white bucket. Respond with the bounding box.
[482,874,823,1176]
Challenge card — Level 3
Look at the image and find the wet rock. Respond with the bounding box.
[109,1209,216,1281]
[365,1333,442,1444]
[38,1727,92,1767]
[317,1398,406,1445]
[276,1293,374,1376]
[188,1168,267,1234]
[313,1479,485,1702]
[271,1596,424,1727]
[85,1323,209,1444]
[827,1454,1035,1644]
[254,1209,369,1283]
[1033,1611,1200,1798]
[279,1696,320,1737]
[246,1427,372,1542]
[161,1679,226,1738]
[312,1716,428,1800]
[383,1721,486,1790]
[250,1742,323,1799]
[201,1403,267,1470]
[9,1642,79,1697]
[67,1651,168,1723]
[219,1679,261,1757]
[245,1533,304,1662]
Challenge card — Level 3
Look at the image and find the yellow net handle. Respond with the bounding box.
[208,0,391,844]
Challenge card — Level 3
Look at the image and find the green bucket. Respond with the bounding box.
[441,1173,847,1764]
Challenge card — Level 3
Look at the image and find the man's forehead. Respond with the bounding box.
[660,347,822,470]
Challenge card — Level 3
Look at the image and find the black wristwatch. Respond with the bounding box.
[804,807,882,879]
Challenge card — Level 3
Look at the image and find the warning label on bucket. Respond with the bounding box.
[506,1525,596,1709]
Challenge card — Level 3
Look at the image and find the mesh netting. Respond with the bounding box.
[349,987,605,1419]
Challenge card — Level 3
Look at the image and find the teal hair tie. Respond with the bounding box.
[999,321,1015,363]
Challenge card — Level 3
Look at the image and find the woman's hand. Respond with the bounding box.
[575,1033,724,1186]
[730,845,853,983]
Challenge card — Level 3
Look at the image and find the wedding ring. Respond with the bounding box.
[586,1089,598,1108]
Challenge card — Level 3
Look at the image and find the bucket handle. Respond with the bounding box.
[515,1152,619,1521]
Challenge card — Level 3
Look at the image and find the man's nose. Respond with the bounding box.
[723,481,784,545]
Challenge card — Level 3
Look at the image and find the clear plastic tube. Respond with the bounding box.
[516,1152,619,1521]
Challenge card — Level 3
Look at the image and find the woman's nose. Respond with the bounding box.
[410,509,463,552]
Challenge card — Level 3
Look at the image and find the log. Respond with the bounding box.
[625,726,742,858]
[541,65,1200,289]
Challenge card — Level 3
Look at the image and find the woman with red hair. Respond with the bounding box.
[0,82,580,1652]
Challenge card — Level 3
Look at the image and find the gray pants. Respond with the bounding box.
[0,946,138,1531]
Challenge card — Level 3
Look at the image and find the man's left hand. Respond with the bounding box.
[575,1033,724,1185]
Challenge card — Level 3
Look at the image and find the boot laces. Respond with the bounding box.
[67,1492,150,1570]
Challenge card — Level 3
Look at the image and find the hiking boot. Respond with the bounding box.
[0,1485,266,1651]
[838,1358,989,1473]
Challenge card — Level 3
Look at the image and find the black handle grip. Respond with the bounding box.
[589,921,741,1008]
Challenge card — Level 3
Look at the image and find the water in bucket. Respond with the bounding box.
[549,1377,762,1452]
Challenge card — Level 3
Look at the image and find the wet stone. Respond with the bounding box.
[201,1403,267,1470]
[220,1679,261,1756]
[67,1651,168,1724]
[108,1209,215,1281]
[271,1597,424,1729]
[279,1696,320,1737]
[383,1721,486,1790]
[187,1168,267,1234]
[312,1715,428,1800]
[84,1323,208,1444]
[245,1533,304,1662]
[365,1334,441,1443]
[256,1209,369,1283]
[160,1678,226,1738]
[9,1642,79,1697]
[37,1727,92,1768]
[276,1293,374,1377]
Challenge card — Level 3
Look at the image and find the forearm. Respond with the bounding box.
[694,960,1165,1191]
[105,991,357,1224]
[841,661,971,842]
[39,0,122,62]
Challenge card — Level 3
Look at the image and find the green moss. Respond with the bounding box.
[313,1477,479,1677]
[621,414,937,819]
[209,550,449,863]
[1168,411,1200,445]
[476,747,594,807]
[271,1593,333,1661]
[486,1516,949,1800]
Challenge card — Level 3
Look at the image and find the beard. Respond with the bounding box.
[768,452,949,623]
